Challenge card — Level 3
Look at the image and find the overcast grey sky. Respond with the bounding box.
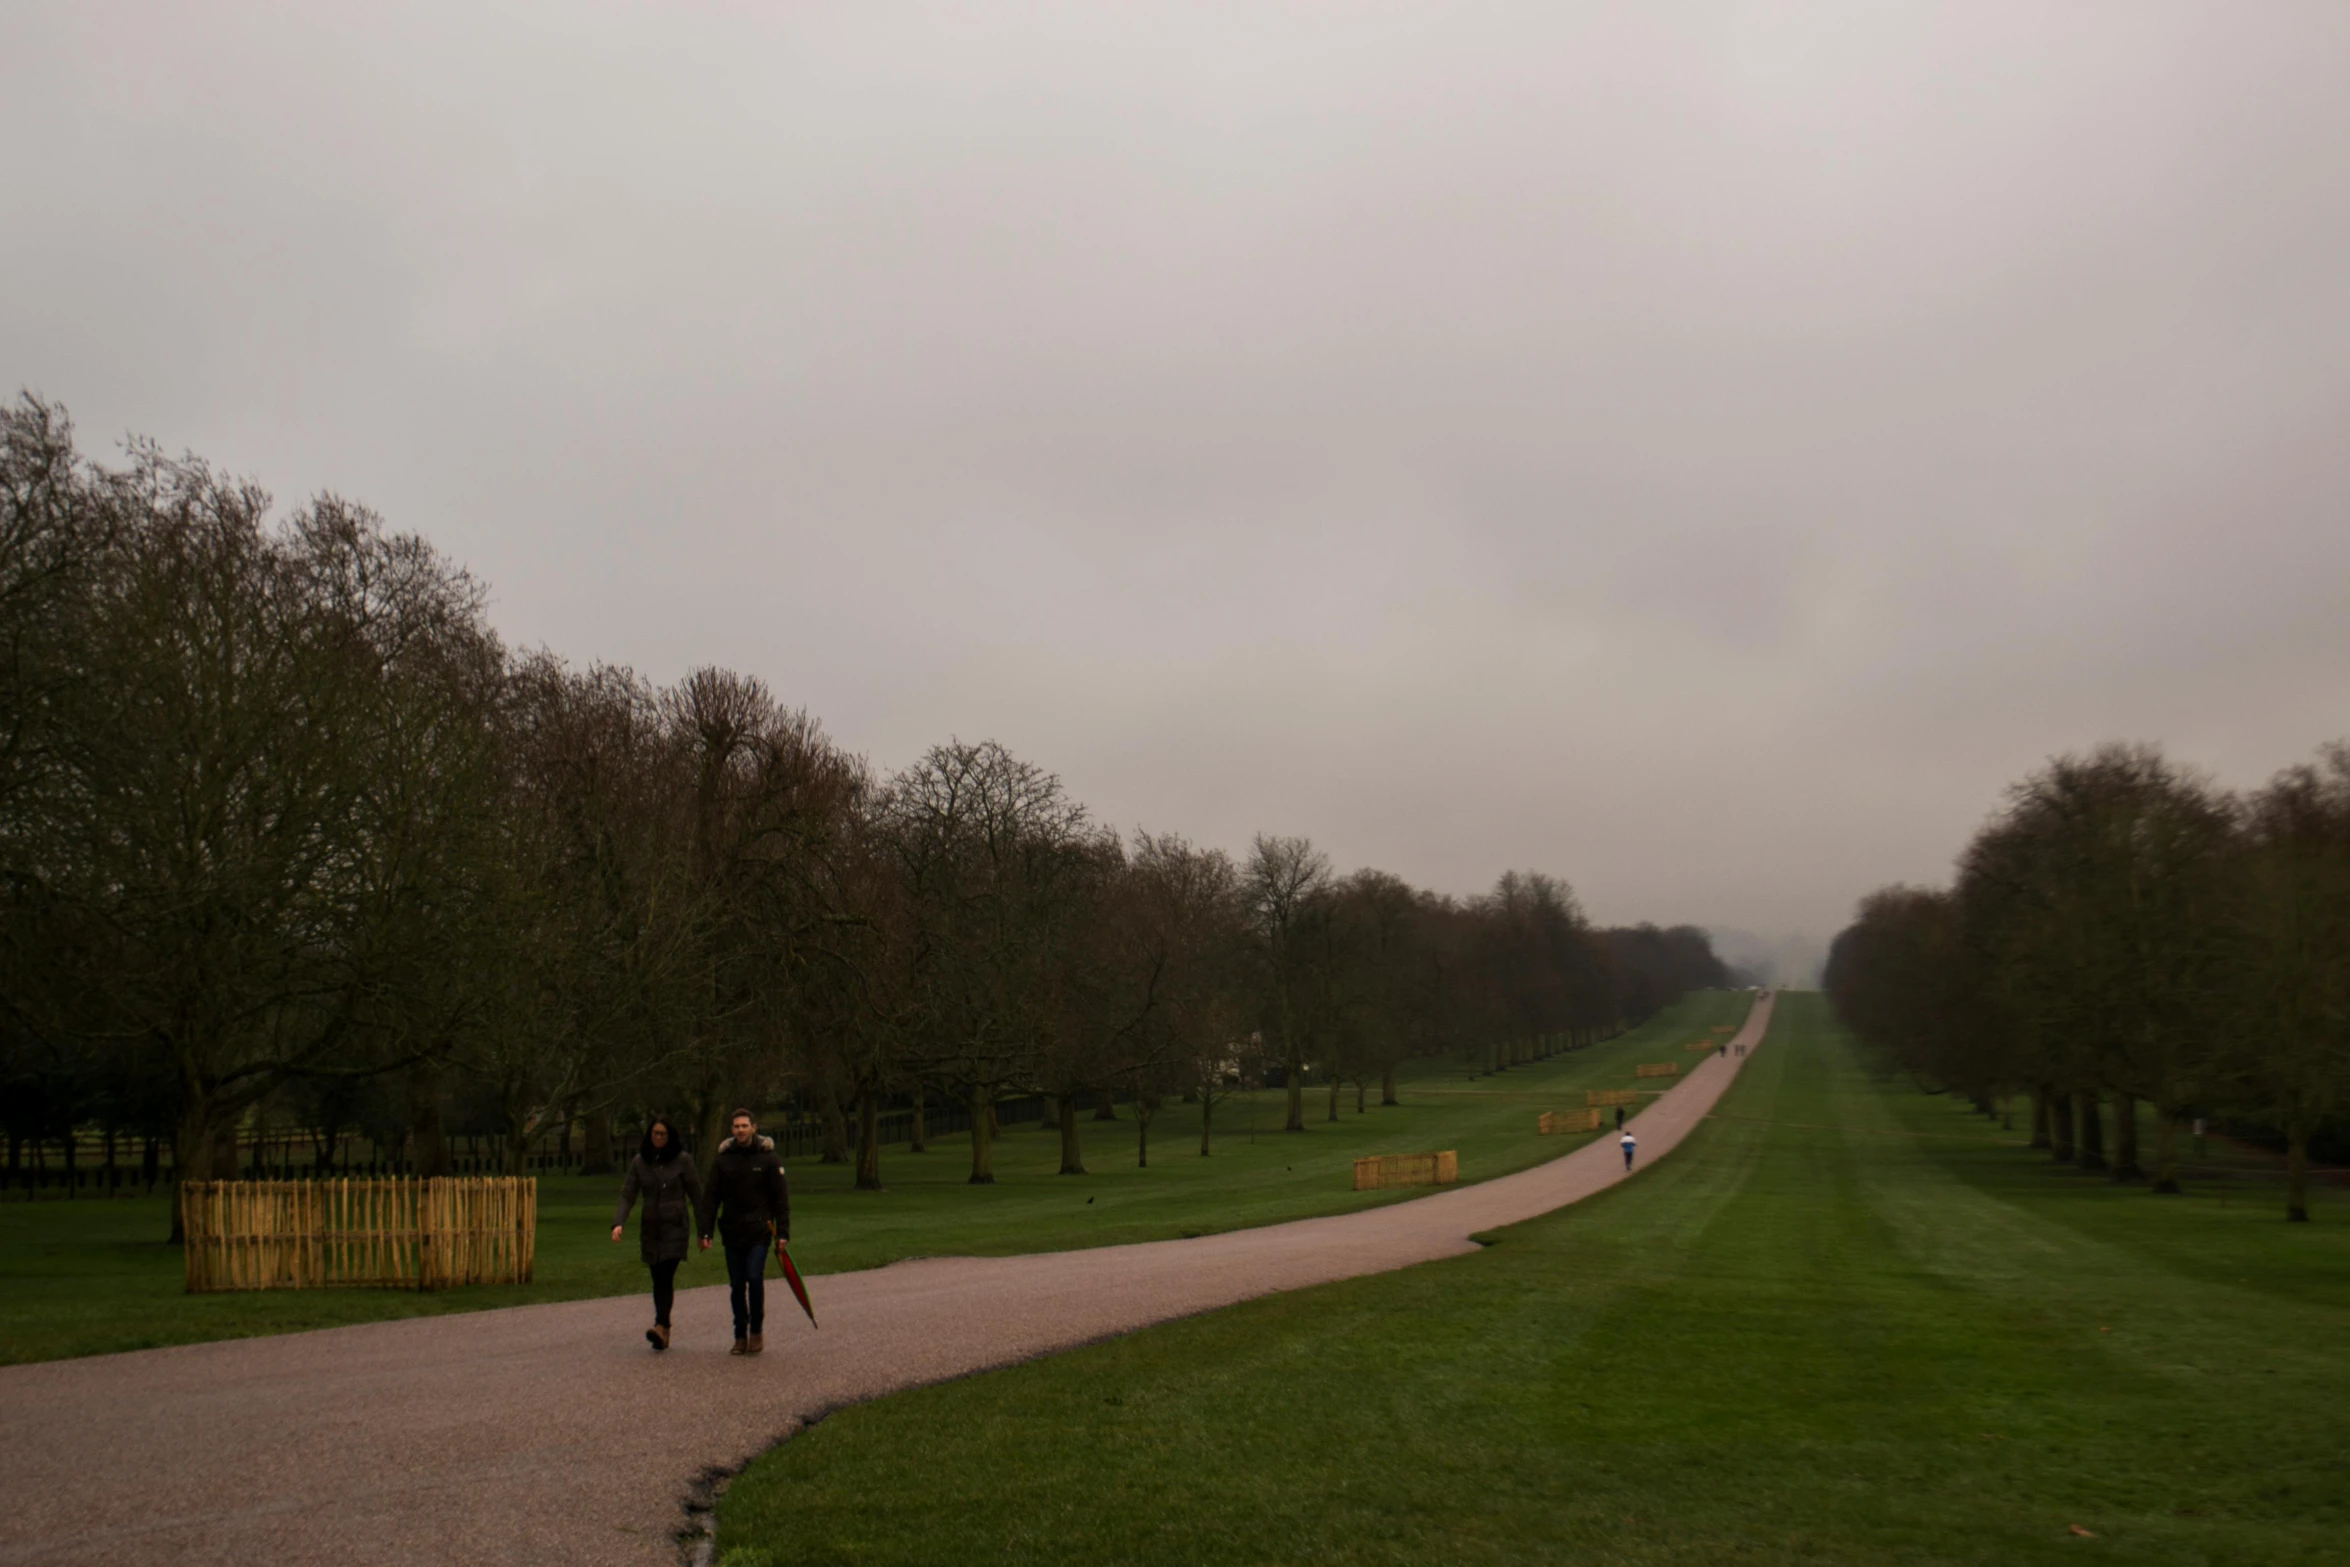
[6,2,2348,943]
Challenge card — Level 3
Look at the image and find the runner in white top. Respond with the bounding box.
[1619,1131,1637,1170]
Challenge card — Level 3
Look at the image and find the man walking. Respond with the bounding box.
[698,1108,790,1357]
[1619,1130,1637,1171]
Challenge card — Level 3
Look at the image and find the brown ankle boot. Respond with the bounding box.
[646,1323,670,1351]
[745,1332,764,1355]
[729,1336,747,1356]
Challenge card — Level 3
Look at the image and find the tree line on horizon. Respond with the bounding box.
[1825,741,2350,1220]
[0,395,1731,1205]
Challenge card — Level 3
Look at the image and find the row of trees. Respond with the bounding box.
[0,396,1728,1214]
[1826,742,2350,1220]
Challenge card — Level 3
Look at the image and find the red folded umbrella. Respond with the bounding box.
[770,1223,817,1329]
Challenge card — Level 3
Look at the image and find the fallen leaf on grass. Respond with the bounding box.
[2068,1525,2098,1538]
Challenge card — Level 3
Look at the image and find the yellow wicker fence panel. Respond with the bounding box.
[1538,1109,1602,1134]
[1684,1040,1717,1052]
[1634,1062,1681,1079]
[181,1178,535,1293]
[1350,1151,1459,1191]
[1586,1089,1640,1107]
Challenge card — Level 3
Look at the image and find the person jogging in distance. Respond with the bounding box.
[1620,1130,1637,1171]
[698,1108,789,1357]
[611,1115,701,1352]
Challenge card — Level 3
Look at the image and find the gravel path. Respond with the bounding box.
[0,995,1772,1567]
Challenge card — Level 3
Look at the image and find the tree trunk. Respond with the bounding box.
[1057,1092,1086,1176]
[2150,1107,2183,1194]
[1135,1101,1154,1168]
[1355,1079,1365,1113]
[697,1091,732,1177]
[2047,1087,2074,1162]
[1284,1045,1305,1132]
[2074,1091,2106,1172]
[855,1086,882,1191]
[581,1115,618,1177]
[170,1095,231,1243]
[2109,1092,2142,1182]
[1380,1062,1397,1107]
[1093,1089,1118,1121]
[818,1091,850,1165]
[1040,1094,1059,1131]
[908,1084,927,1153]
[2286,1117,2313,1222]
[407,1065,451,1179]
[967,1086,996,1184]
[1198,1095,1213,1156]
[1325,1073,1340,1123]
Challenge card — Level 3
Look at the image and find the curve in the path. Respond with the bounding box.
[0,994,1775,1567]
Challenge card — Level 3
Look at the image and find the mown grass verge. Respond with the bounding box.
[714,992,2349,1567]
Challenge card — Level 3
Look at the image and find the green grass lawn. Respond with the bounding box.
[714,992,2350,1567]
[0,992,1749,1364]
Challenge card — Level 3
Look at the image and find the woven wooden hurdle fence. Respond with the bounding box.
[1352,1151,1458,1191]
[1634,1062,1681,1079]
[1538,1109,1602,1135]
[1586,1089,1640,1108]
[1684,1040,1717,1052]
[1711,1024,1734,1034]
[180,1177,537,1294]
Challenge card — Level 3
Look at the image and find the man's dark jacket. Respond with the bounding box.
[698,1137,790,1246]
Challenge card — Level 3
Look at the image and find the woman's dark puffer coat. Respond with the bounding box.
[615,1148,704,1264]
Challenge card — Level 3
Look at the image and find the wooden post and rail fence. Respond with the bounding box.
[179,1177,536,1293]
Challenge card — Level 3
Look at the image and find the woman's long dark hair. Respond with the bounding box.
[639,1115,683,1165]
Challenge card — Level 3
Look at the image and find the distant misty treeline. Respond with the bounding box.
[0,396,1731,1196]
[1826,742,2350,1220]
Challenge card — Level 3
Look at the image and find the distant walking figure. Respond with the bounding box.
[612,1116,702,1351]
[699,1108,790,1357]
[1613,1105,1625,1131]
[1620,1131,1637,1171]
[1719,1044,1728,1058]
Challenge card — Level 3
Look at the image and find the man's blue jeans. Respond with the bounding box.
[723,1240,766,1337]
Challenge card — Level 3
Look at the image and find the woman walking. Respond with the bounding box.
[611,1116,702,1350]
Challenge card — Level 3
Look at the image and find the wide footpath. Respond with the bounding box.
[0,996,1772,1567]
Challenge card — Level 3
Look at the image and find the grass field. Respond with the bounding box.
[714,992,2350,1567]
[0,992,1750,1364]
